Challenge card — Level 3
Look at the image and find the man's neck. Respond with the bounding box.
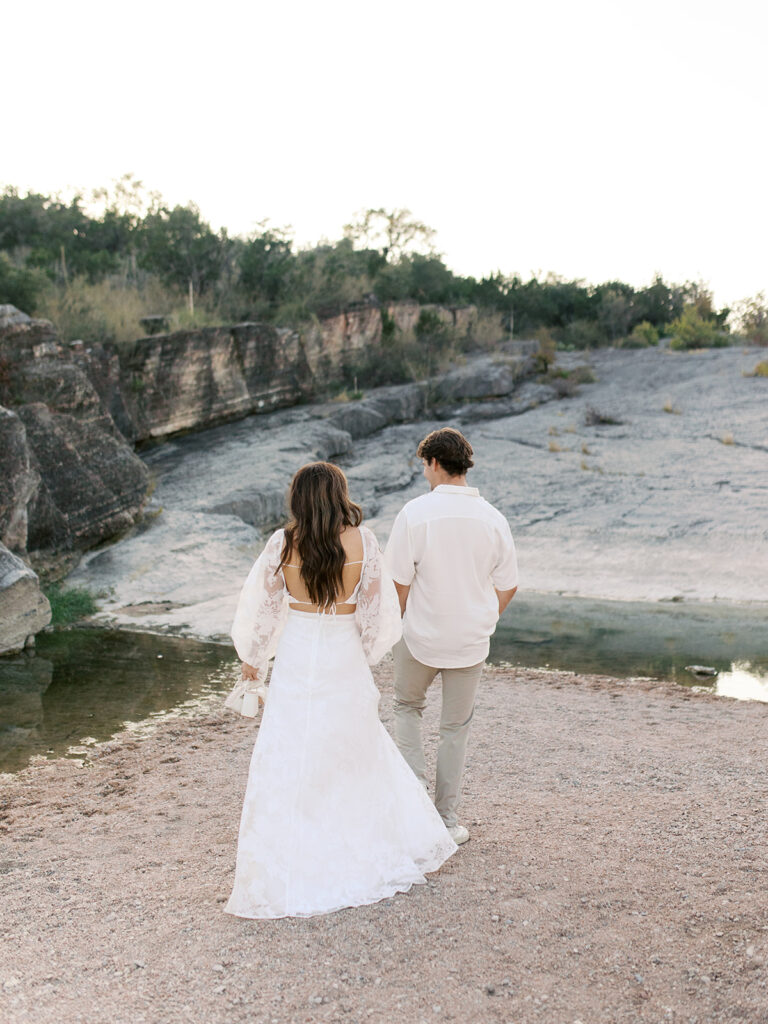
[431,473,467,489]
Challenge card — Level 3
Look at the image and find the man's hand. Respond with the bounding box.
[393,581,410,617]
[496,586,517,616]
[241,662,260,681]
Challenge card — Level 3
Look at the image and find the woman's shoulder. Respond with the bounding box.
[264,528,286,554]
[357,524,382,551]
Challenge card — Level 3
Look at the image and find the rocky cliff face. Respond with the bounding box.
[105,323,313,443]
[83,301,483,445]
[0,306,150,557]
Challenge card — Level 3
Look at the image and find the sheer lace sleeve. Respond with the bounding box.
[230,529,289,676]
[355,525,403,666]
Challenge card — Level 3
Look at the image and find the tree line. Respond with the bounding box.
[0,176,765,350]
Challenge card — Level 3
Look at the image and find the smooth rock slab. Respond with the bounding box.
[0,544,51,655]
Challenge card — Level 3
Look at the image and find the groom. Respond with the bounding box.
[384,428,518,845]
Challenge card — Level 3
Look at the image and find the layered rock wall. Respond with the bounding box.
[0,307,150,557]
[76,300,483,445]
[111,323,312,443]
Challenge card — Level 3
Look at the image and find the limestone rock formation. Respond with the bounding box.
[113,323,313,443]
[0,308,150,555]
[432,348,537,404]
[326,383,428,439]
[0,544,51,655]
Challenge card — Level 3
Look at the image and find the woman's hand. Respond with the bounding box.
[241,662,260,681]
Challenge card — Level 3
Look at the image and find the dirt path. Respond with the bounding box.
[1,664,766,1024]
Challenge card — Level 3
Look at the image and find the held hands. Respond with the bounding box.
[241,662,260,681]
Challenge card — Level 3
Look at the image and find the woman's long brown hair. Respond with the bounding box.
[278,462,363,608]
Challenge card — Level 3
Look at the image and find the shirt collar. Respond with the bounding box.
[434,484,480,496]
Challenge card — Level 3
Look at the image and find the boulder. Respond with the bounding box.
[0,308,150,554]
[327,403,387,439]
[325,383,428,439]
[457,382,561,423]
[207,485,288,527]
[0,305,35,329]
[432,355,535,403]
[0,544,51,655]
[365,383,428,423]
[17,403,149,551]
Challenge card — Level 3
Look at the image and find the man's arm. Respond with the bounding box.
[394,581,410,617]
[496,586,517,616]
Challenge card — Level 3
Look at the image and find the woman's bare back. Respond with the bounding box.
[282,526,364,614]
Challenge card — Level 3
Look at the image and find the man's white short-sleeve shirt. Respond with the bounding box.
[384,484,518,668]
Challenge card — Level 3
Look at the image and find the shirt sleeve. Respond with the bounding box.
[383,508,416,586]
[230,529,289,674]
[355,527,403,665]
[490,519,519,590]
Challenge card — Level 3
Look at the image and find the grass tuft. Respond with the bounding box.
[44,584,99,626]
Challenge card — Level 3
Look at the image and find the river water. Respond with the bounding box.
[1,595,766,774]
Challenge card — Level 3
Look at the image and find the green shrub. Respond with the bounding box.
[668,304,730,350]
[752,360,768,377]
[559,318,607,349]
[621,320,659,348]
[533,327,557,371]
[0,254,47,312]
[381,310,396,342]
[45,584,98,626]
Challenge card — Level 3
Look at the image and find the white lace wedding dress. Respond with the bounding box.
[224,525,457,919]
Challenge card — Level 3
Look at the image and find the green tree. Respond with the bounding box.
[138,204,226,296]
[596,285,634,342]
[633,274,684,328]
[343,208,436,262]
[733,292,768,345]
[238,223,295,307]
[375,253,469,305]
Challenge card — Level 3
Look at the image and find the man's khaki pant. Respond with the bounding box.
[392,638,484,828]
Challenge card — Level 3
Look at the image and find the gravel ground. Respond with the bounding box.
[1,663,767,1024]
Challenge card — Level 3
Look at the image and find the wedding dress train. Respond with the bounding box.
[224,527,457,919]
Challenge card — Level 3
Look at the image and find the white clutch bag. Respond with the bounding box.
[224,678,268,718]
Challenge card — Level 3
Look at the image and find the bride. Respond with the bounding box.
[224,461,457,919]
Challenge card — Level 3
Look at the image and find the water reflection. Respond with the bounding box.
[0,629,238,774]
[708,662,768,703]
[490,593,768,688]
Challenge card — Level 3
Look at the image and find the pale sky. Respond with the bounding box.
[4,0,767,309]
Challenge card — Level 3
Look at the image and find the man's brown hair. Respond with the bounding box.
[417,428,474,478]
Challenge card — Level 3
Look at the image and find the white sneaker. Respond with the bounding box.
[447,824,469,845]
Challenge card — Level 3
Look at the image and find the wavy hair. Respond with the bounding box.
[278,462,363,608]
